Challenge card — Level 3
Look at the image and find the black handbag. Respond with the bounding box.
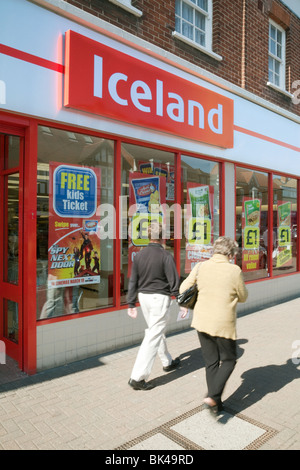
[177,284,198,309]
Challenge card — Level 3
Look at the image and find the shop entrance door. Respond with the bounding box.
[0,130,24,369]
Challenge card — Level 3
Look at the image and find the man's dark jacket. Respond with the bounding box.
[127,243,180,308]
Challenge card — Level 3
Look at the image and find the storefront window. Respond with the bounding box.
[236,167,268,281]
[36,127,114,319]
[181,155,220,278]
[121,143,175,304]
[272,175,297,276]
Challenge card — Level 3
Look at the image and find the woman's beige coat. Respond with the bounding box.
[180,254,248,340]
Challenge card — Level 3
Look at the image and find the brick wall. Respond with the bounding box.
[65,0,300,116]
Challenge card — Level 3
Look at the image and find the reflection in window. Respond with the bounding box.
[121,143,175,304]
[4,299,19,343]
[272,175,297,276]
[5,135,20,169]
[36,127,115,319]
[181,155,220,278]
[236,167,268,281]
[4,173,19,284]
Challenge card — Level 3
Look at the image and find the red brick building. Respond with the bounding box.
[64,0,300,113]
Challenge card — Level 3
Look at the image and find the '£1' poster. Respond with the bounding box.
[184,183,214,273]
[276,201,292,268]
[242,197,261,271]
[48,162,101,289]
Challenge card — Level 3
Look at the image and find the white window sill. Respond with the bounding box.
[267,82,294,99]
[108,0,143,17]
[172,31,222,62]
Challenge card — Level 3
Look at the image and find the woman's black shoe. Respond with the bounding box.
[203,402,219,415]
[203,398,223,416]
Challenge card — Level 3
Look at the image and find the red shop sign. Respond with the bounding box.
[64,30,234,148]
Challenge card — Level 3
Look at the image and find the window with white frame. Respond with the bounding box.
[268,20,286,90]
[174,0,220,60]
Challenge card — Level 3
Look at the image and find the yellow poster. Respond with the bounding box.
[276,201,292,268]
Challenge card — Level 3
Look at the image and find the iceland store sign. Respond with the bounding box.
[64,30,234,148]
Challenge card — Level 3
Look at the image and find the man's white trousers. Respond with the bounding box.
[130,293,173,382]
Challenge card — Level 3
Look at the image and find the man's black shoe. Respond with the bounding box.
[128,379,155,390]
[163,357,180,372]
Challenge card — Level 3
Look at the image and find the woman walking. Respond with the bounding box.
[180,236,248,414]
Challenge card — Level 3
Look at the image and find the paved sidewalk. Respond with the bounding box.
[0,298,299,451]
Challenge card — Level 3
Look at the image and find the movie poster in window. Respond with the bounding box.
[128,172,166,277]
[276,201,292,268]
[48,162,101,289]
[185,183,214,272]
[242,197,261,271]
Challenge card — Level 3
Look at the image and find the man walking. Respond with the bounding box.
[127,221,181,390]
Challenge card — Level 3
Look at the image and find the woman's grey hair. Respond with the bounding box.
[213,236,239,257]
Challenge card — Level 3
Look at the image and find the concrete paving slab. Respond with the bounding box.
[170,408,265,450]
[117,404,278,450]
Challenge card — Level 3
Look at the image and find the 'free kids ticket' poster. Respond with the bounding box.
[48,162,101,289]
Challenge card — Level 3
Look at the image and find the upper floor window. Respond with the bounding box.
[175,0,209,47]
[173,0,221,61]
[268,20,286,90]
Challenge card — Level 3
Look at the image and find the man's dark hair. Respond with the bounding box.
[147,220,162,240]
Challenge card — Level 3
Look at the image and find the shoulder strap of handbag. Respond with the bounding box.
[194,263,199,286]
